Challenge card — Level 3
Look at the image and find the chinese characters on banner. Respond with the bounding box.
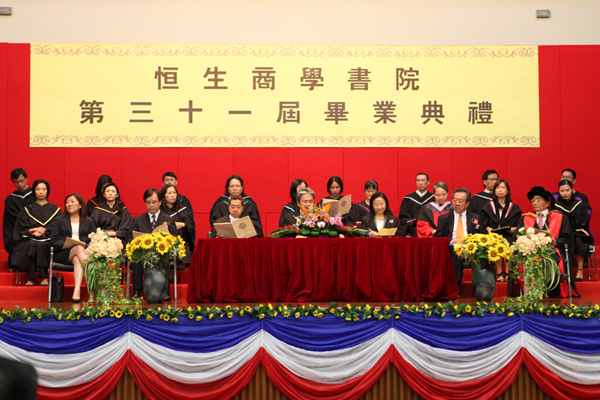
[30,44,539,147]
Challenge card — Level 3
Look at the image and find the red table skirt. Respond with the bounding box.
[187,237,458,303]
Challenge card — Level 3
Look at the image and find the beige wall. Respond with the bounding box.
[1,0,599,45]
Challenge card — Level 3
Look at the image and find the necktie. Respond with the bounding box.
[456,213,464,240]
[151,215,156,230]
[537,213,544,230]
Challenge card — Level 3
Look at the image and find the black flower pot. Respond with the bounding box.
[143,266,169,304]
[471,262,496,302]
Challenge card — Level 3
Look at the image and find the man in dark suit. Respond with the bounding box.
[129,188,178,300]
[434,188,480,296]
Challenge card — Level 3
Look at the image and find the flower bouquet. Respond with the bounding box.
[83,228,125,305]
[454,233,512,277]
[509,227,560,302]
[268,204,368,238]
[126,231,186,269]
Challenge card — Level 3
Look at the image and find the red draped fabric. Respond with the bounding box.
[262,348,392,400]
[391,347,523,400]
[127,350,262,400]
[187,238,458,303]
[523,350,600,400]
[37,351,129,400]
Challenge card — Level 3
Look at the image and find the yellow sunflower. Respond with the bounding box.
[479,236,489,245]
[132,237,143,247]
[178,249,186,259]
[141,236,154,249]
[156,241,169,255]
[465,242,478,255]
[496,244,507,255]
[165,236,174,246]
[488,247,500,262]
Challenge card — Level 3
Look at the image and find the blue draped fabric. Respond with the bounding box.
[2,313,600,355]
[0,317,127,354]
[523,314,600,354]
[130,316,262,353]
[265,314,391,351]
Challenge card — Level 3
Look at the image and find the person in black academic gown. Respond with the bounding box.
[11,179,61,286]
[3,168,35,258]
[129,188,179,300]
[51,194,97,302]
[399,172,434,237]
[514,186,573,298]
[360,192,400,237]
[90,183,132,246]
[552,168,591,208]
[434,188,481,296]
[211,195,262,238]
[467,169,498,215]
[86,175,126,217]
[480,179,522,282]
[160,184,196,264]
[416,181,453,238]
[209,175,263,237]
[162,172,194,214]
[347,180,378,227]
[318,176,352,223]
[279,179,307,228]
[555,179,593,282]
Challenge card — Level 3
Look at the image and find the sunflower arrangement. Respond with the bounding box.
[454,233,512,277]
[126,231,186,269]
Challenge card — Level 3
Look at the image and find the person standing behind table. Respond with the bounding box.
[211,195,262,238]
[514,186,572,297]
[434,188,481,297]
[129,188,179,301]
[10,179,61,287]
[346,180,378,227]
[279,179,307,227]
[162,172,194,214]
[416,181,453,238]
[468,169,498,215]
[361,192,401,237]
[480,179,522,283]
[160,184,195,264]
[51,194,97,302]
[399,172,434,237]
[209,174,264,237]
[318,176,352,223]
[90,183,132,246]
[553,168,591,208]
[555,179,593,282]
[86,175,126,217]
[3,168,35,261]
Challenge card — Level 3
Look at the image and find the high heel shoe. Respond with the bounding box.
[72,298,81,303]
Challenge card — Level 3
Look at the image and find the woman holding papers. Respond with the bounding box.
[346,180,378,226]
[51,194,96,302]
[212,195,260,238]
[319,176,352,223]
[90,183,132,245]
[160,184,195,264]
[480,180,522,281]
[209,175,263,237]
[279,179,307,227]
[10,180,61,287]
[360,192,400,238]
[555,179,593,282]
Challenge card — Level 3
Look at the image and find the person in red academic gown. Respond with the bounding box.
[514,186,576,298]
[417,181,453,238]
[399,172,434,237]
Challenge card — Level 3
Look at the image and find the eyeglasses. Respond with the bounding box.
[145,200,160,205]
[12,178,26,184]
[531,198,547,203]
[452,198,466,204]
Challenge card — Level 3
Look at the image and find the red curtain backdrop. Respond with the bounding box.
[0,44,598,243]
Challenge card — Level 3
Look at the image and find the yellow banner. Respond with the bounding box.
[30,44,539,147]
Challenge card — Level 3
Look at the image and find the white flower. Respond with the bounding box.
[526,227,535,236]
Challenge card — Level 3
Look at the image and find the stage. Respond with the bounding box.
[1,250,600,400]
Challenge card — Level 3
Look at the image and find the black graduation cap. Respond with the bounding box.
[527,186,555,209]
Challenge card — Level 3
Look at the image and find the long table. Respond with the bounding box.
[186,237,458,303]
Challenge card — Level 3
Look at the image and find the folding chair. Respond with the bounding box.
[588,245,597,281]
[48,248,74,302]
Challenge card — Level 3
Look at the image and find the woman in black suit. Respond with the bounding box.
[51,193,97,302]
[360,192,400,237]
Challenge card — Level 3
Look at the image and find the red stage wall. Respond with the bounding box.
[0,44,598,246]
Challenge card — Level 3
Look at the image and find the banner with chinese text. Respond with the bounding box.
[30,44,539,147]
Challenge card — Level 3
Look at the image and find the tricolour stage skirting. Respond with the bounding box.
[1,308,599,400]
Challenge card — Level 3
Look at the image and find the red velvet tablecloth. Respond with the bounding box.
[186,237,458,303]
